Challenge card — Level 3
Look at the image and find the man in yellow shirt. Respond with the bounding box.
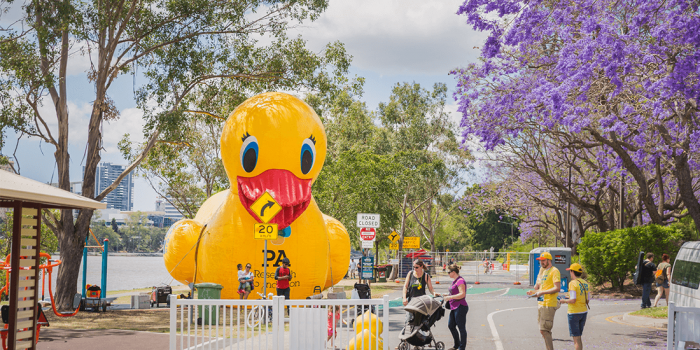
[560,263,590,350]
[527,252,560,350]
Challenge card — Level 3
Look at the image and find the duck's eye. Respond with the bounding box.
[240,136,258,173]
[300,139,316,175]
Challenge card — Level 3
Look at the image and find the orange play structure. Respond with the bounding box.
[0,253,80,350]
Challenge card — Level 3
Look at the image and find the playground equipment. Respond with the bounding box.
[80,230,114,312]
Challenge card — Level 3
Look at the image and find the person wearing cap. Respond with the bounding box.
[560,263,590,350]
[527,252,561,350]
[275,258,293,314]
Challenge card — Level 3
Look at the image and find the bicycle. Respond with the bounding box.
[246,292,274,328]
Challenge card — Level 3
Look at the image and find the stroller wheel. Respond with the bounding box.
[397,341,410,350]
[435,341,445,350]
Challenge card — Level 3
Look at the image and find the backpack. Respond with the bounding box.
[654,265,668,284]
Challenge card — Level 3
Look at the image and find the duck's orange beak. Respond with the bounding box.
[237,169,312,229]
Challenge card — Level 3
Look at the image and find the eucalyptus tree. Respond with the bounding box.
[377,82,472,250]
[0,0,355,309]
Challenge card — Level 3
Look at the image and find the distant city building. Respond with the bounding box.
[93,209,167,228]
[155,197,184,226]
[86,163,134,211]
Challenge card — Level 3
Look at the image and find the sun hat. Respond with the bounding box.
[536,252,553,261]
[566,263,583,273]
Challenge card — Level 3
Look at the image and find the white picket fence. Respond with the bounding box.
[169,295,391,350]
[667,301,700,350]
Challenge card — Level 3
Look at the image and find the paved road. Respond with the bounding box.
[388,279,667,350]
[36,272,667,350]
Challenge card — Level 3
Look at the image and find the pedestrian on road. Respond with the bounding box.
[653,254,672,307]
[483,257,490,274]
[275,258,292,314]
[402,259,436,326]
[560,263,590,350]
[527,252,561,350]
[440,265,468,350]
[639,252,656,309]
[403,259,436,305]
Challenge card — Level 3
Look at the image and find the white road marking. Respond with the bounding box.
[500,288,510,296]
[487,306,536,350]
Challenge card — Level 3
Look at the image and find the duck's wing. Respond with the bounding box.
[163,219,203,285]
[322,214,351,289]
[163,189,230,285]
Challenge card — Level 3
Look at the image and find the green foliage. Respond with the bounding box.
[312,82,471,251]
[467,210,519,252]
[107,212,168,253]
[578,224,684,291]
[90,221,121,252]
[434,207,472,252]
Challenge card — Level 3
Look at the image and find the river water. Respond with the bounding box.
[40,255,183,293]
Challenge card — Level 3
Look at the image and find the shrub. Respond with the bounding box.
[578,224,684,292]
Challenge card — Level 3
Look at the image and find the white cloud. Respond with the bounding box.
[102,108,145,154]
[293,0,486,75]
[34,98,144,156]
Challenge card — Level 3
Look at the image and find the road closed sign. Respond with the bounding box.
[357,213,380,228]
[360,227,376,241]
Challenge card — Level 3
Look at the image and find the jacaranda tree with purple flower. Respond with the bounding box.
[454,0,700,238]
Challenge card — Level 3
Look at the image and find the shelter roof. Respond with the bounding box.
[0,169,106,209]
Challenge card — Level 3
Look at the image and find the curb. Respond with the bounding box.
[621,311,668,328]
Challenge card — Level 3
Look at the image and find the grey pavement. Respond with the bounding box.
[388,276,668,350]
[35,274,668,350]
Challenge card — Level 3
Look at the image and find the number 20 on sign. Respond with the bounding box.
[254,223,278,240]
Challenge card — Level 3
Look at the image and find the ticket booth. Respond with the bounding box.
[529,248,572,291]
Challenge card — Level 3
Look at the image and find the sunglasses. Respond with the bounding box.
[413,266,421,269]
[246,265,251,268]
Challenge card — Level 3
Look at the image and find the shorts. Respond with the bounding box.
[239,282,252,292]
[537,306,557,332]
[568,312,587,337]
[656,281,669,288]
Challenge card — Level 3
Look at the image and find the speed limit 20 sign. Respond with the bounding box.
[254,223,279,240]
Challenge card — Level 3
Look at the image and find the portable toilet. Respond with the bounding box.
[529,248,572,291]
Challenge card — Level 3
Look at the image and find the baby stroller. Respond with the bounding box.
[398,295,445,350]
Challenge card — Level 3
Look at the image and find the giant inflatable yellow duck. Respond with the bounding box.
[163,92,351,299]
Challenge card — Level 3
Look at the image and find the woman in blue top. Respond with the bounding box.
[441,264,468,350]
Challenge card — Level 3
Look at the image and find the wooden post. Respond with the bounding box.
[8,200,22,350]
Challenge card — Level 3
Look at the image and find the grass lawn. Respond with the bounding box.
[629,306,668,319]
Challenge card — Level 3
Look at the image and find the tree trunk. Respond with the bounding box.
[673,153,700,233]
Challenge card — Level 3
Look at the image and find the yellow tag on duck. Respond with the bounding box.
[163,92,351,299]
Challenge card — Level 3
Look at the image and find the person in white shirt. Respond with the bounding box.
[349,259,358,279]
[238,263,254,299]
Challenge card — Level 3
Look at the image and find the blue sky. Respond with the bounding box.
[2,0,485,211]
